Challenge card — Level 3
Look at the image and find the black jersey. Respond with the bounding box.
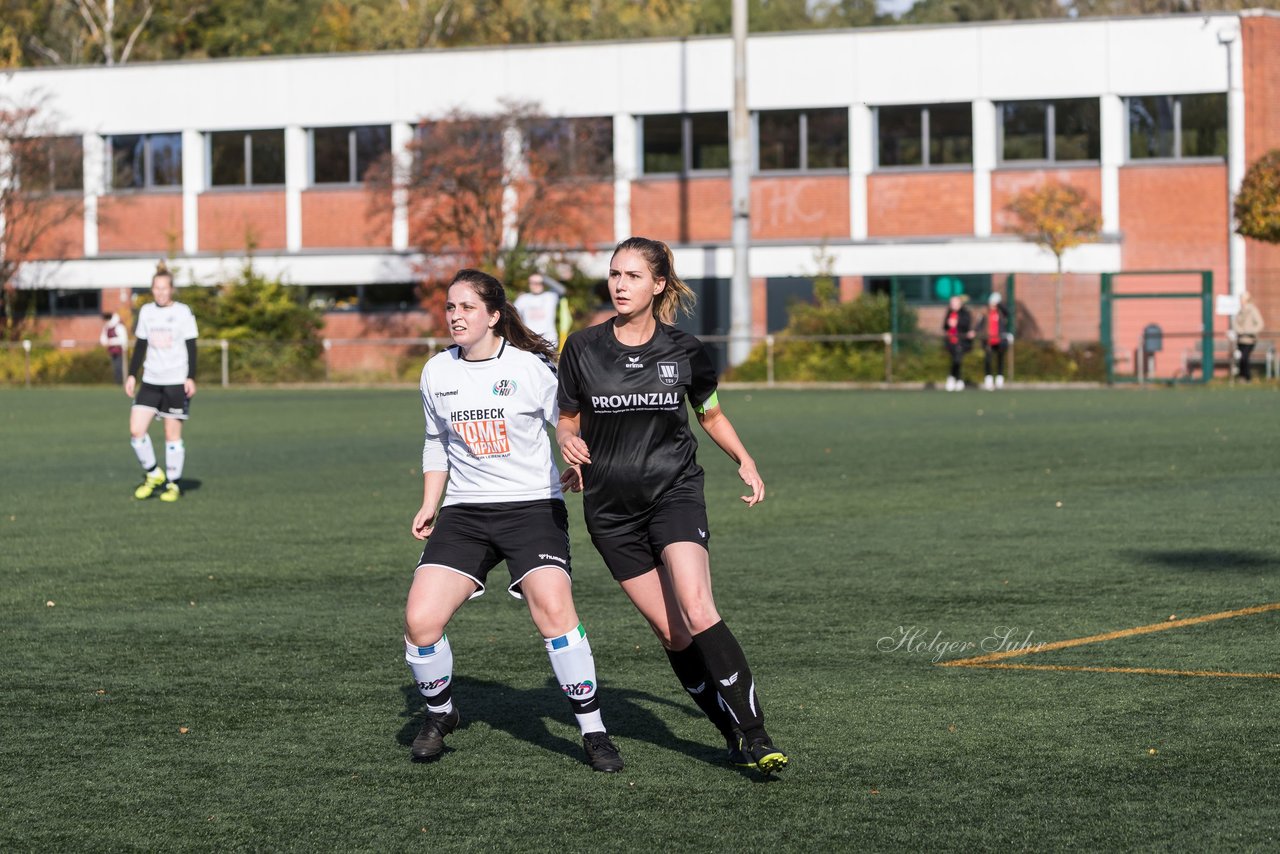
[557,319,718,536]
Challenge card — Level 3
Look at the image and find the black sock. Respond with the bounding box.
[665,644,737,741]
[690,620,765,739]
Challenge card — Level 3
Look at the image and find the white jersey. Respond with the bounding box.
[420,340,563,506]
[135,301,198,386]
[514,290,560,347]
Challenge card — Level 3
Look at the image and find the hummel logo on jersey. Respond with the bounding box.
[658,361,679,385]
[698,528,707,539]
[537,553,567,565]
[719,672,740,687]
[434,389,459,397]
[625,355,645,369]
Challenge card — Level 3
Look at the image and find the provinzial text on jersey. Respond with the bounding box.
[592,392,681,410]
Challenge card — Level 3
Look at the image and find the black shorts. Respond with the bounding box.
[133,383,190,420]
[590,486,710,582]
[416,499,571,599]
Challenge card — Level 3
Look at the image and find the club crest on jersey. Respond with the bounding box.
[624,355,644,370]
[658,362,679,385]
[492,379,516,396]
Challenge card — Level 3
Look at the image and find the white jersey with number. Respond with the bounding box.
[514,290,560,347]
[135,301,199,386]
[420,340,563,507]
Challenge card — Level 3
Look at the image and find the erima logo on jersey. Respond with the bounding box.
[658,362,679,385]
[538,553,567,565]
[698,528,707,539]
[720,672,740,687]
[625,355,644,369]
[591,392,680,411]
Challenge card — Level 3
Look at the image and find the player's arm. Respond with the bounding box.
[556,410,590,466]
[124,339,148,397]
[414,375,451,539]
[184,338,198,397]
[695,396,765,507]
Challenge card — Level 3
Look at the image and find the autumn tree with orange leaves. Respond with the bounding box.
[371,101,613,309]
[1,96,86,339]
[1006,181,1101,343]
[1234,149,1280,246]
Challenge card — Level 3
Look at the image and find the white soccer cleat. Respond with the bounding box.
[945,376,956,391]
[995,375,1005,389]
[984,375,995,391]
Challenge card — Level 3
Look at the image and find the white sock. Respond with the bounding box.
[165,440,185,482]
[545,624,605,735]
[131,435,157,472]
[405,634,454,714]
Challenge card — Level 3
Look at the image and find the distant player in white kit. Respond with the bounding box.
[125,264,198,503]
[402,268,623,772]
[514,272,568,348]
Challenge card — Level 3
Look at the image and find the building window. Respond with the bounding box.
[109,133,182,190]
[1128,94,1226,160]
[312,126,391,185]
[524,116,614,177]
[999,99,1100,163]
[15,136,83,192]
[867,274,992,305]
[876,104,972,169]
[756,108,849,172]
[306,283,420,312]
[640,112,730,175]
[209,130,286,187]
[9,288,100,316]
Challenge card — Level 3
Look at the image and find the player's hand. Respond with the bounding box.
[184,378,197,398]
[411,506,437,540]
[124,376,136,397]
[559,435,591,466]
[560,465,584,493]
[738,461,765,507]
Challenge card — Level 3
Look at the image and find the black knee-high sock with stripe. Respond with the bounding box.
[665,644,737,742]
[690,620,765,739]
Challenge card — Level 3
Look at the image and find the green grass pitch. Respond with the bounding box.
[2,385,1277,851]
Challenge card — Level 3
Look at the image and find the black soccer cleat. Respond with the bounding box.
[741,733,789,775]
[411,707,459,762]
[582,731,624,773]
[726,731,755,768]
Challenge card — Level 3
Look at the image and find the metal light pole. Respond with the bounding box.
[728,0,752,366]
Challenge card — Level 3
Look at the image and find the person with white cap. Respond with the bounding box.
[975,292,1012,390]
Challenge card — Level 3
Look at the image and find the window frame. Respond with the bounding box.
[638,112,731,177]
[996,98,1101,166]
[207,129,287,189]
[310,125,391,186]
[107,132,184,192]
[753,107,849,174]
[15,136,84,194]
[874,103,973,171]
[1125,93,1227,163]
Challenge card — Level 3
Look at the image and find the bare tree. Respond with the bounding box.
[1,96,85,339]
[27,0,155,66]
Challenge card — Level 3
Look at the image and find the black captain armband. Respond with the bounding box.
[186,339,198,379]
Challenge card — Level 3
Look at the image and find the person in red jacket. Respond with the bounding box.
[975,292,1012,390]
[942,294,973,391]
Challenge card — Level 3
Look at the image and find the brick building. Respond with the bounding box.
[4,11,1278,375]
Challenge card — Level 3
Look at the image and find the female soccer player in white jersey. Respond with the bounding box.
[555,237,787,775]
[403,269,623,772]
[125,264,198,503]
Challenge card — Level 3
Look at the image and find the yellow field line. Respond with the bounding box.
[950,663,1280,679]
[940,601,1280,668]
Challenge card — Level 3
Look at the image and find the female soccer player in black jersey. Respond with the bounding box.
[403,269,622,773]
[556,237,787,774]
